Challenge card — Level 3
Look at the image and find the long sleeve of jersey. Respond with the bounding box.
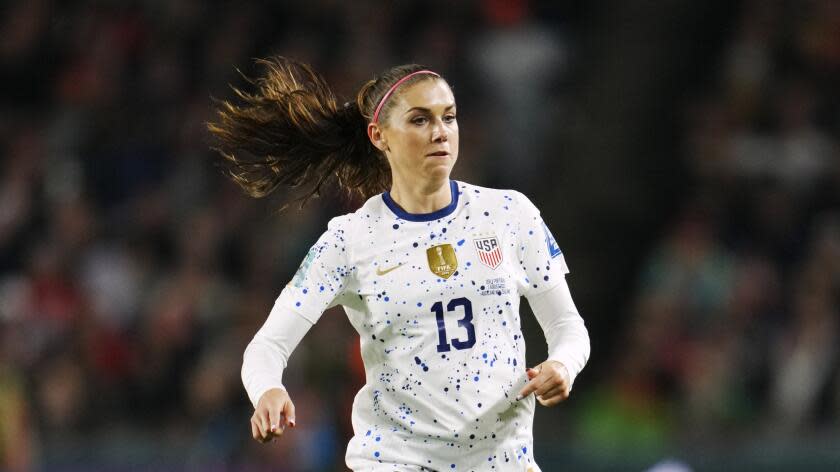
[241,300,314,408]
[242,217,352,408]
[527,277,590,389]
[509,191,589,386]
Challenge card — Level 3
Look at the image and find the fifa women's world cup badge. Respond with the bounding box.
[426,244,457,279]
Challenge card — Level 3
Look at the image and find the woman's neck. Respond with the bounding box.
[389,178,452,214]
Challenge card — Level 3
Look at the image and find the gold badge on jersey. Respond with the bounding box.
[426,243,457,279]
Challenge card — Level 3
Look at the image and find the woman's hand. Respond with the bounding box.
[516,360,571,407]
[251,388,296,443]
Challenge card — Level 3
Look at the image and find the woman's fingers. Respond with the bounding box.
[517,366,547,400]
[268,406,283,437]
[534,377,559,397]
[257,409,272,440]
[282,399,297,428]
[520,364,561,400]
[535,371,568,397]
[536,385,563,402]
[252,413,268,442]
[536,385,560,399]
[537,392,567,407]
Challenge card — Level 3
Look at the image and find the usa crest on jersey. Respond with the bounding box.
[473,236,502,269]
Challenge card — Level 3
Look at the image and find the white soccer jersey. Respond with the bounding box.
[275,180,571,471]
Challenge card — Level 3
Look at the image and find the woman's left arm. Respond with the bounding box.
[509,191,589,405]
[517,277,590,406]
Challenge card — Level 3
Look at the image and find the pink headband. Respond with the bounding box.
[372,70,440,123]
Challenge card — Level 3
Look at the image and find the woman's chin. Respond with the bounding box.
[425,165,453,181]
[425,157,455,176]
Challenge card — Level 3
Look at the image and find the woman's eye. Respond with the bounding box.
[412,116,428,125]
[443,114,456,123]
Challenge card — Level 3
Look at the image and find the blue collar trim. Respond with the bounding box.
[382,180,459,222]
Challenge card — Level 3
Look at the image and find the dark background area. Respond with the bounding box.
[1,0,838,470]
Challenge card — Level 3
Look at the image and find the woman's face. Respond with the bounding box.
[374,79,459,185]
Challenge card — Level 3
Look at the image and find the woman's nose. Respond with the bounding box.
[432,121,448,142]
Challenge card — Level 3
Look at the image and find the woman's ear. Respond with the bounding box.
[367,123,388,152]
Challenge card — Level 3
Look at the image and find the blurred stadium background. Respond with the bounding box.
[1,0,839,470]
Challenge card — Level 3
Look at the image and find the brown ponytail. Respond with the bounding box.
[207,56,442,208]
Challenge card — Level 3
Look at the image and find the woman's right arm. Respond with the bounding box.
[242,299,314,442]
[242,216,353,443]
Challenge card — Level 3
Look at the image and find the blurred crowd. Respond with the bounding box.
[0,0,838,471]
[574,0,840,464]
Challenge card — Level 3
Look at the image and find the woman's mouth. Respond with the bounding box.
[427,151,449,157]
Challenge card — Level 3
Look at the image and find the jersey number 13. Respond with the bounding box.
[432,297,476,352]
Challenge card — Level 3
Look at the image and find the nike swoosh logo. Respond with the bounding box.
[376,263,404,276]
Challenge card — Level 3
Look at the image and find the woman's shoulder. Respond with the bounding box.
[456,180,534,208]
[323,193,385,234]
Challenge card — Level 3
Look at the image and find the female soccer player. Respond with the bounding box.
[208,57,590,471]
